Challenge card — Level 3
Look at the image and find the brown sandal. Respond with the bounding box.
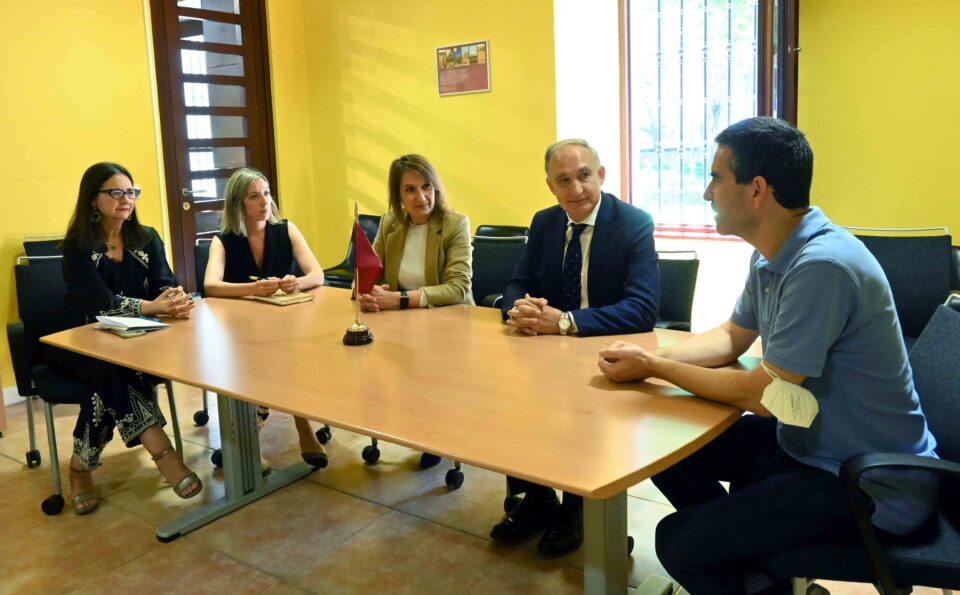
[151,446,203,499]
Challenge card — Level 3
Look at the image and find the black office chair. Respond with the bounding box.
[847,227,953,346]
[950,244,959,292]
[17,235,67,467]
[474,224,529,238]
[6,257,184,515]
[758,295,960,594]
[324,214,382,289]
[471,235,528,307]
[656,250,699,332]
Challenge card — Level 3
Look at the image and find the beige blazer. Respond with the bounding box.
[373,209,474,307]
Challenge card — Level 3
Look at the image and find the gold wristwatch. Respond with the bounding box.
[558,311,572,335]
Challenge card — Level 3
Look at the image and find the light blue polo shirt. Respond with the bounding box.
[731,207,938,535]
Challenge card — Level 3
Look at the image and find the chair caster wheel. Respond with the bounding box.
[361,445,380,465]
[41,494,64,516]
[316,426,332,444]
[193,410,209,426]
[503,495,522,514]
[627,535,635,555]
[445,469,464,490]
[26,449,41,468]
[211,449,223,468]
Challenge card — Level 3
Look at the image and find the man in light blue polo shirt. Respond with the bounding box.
[598,117,938,594]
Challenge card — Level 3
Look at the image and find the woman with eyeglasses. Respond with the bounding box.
[48,162,202,515]
[203,167,329,470]
[358,154,472,469]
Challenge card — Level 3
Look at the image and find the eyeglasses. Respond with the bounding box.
[98,187,142,200]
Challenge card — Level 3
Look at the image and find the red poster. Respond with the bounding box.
[437,41,490,96]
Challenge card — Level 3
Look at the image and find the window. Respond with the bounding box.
[624,0,797,234]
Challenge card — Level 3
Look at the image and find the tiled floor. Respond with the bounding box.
[0,388,938,594]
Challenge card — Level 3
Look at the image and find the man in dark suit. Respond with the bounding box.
[490,138,659,556]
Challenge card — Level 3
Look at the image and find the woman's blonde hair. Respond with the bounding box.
[221,168,281,236]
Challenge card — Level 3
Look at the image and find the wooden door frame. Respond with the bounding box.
[149,0,278,290]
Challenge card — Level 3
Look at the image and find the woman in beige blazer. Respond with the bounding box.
[359,154,473,312]
[359,154,473,470]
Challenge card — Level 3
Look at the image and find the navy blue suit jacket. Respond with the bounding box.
[502,192,659,336]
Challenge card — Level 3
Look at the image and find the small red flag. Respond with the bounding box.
[353,222,382,295]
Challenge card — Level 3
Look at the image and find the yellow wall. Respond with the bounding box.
[266,0,557,265]
[264,0,319,249]
[0,1,166,388]
[799,0,960,234]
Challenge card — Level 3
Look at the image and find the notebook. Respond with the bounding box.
[251,291,315,306]
[95,315,171,338]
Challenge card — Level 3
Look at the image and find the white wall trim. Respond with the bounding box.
[4,386,25,407]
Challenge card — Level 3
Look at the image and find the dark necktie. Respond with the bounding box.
[560,223,587,312]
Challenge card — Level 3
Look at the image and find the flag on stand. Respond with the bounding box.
[353,222,382,296]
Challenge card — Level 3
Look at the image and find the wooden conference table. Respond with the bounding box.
[43,287,739,594]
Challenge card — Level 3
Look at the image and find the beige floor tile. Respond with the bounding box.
[0,501,161,594]
[188,480,388,578]
[66,539,279,595]
[288,509,506,595]
[0,453,59,534]
[465,542,585,595]
[392,462,512,539]
[259,581,315,595]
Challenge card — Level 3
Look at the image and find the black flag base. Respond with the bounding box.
[343,321,374,346]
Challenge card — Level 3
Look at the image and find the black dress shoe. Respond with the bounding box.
[419,453,441,469]
[537,502,583,557]
[490,493,560,542]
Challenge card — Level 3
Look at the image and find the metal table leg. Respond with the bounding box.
[584,491,629,595]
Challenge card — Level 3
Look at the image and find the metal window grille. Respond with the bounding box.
[628,0,759,228]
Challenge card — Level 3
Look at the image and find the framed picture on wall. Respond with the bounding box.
[436,41,490,96]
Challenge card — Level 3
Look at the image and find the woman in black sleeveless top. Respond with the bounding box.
[204,168,328,469]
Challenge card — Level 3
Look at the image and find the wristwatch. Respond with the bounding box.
[558,311,572,335]
[399,290,409,310]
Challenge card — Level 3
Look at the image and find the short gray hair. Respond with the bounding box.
[543,138,601,173]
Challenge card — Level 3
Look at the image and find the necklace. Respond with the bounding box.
[106,242,117,251]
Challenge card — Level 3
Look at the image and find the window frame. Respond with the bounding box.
[619,0,799,238]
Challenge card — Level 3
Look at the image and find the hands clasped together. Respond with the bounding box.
[597,340,658,383]
[358,284,398,312]
[250,274,299,297]
[505,293,563,335]
[144,286,196,319]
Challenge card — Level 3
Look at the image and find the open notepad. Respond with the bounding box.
[251,291,315,306]
[95,316,171,338]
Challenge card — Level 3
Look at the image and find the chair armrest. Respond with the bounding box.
[838,452,960,595]
[6,320,37,397]
[656,320,692,332]
[480,293,503,309]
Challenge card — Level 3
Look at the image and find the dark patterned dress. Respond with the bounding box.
[47,227,176,469]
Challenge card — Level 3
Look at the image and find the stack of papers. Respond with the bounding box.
[95,316,171,338]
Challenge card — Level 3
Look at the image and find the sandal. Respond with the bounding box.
[301,445,328,469]
[68,465,100,515]
[151,446,203,499]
